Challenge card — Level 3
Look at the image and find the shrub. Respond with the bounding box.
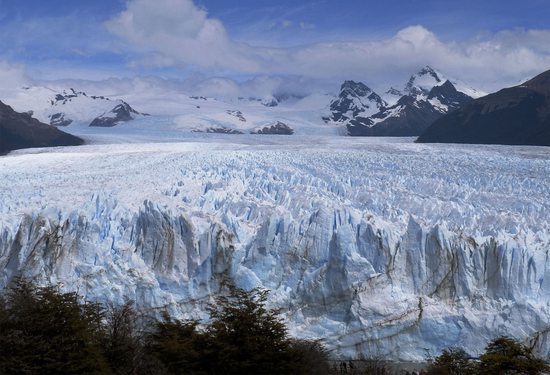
[426,347,475,375]
[0,279,109,375]
[477,336,550,375]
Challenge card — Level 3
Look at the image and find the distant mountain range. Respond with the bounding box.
[11,87,145,128]
[2,66,550,151]
[417,69,550,146]
[328,66,485,136]
[0,101,83,154]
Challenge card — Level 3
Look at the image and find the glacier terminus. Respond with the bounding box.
[0,136,549,361]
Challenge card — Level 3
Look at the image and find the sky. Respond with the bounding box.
[0,0,549,96]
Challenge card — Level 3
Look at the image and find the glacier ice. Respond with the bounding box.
[0,138,550,361]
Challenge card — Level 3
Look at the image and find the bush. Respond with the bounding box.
[204,286,292,374]
[0,280,331,374]
[426,347,475,375]
[478,336,550,375]
[287,339,331,375]
[0,279,109,375]
[145,313,206,375]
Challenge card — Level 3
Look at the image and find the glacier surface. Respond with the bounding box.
[1,136,550,360]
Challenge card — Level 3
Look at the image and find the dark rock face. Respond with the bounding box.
[192,127,244,134]
[417,70,550,146]
[262,98,279,107]
[251,121,294,135]
[49,113,73,127]
[89,102,140,127]
[427,80,472,111]
[226,110,247,122]
[0,101,83,154]
[348,96,444,136]
[207,127,244,134]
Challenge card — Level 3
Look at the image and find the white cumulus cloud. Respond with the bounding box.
[105,0,260,72]
[105,1,550,92]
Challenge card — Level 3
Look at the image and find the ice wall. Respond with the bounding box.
[1,140,549,360]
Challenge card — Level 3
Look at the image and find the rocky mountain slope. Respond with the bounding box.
[417,69,550,146]
[0,100,83,154]
[329,66,484,136]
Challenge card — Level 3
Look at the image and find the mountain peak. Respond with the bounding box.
[522,69,550,95]
[340,80,373,97]
[404,66,446,96]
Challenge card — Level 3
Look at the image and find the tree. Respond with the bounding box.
[204,286,292,374]
[427,347,475,375]
[287,339,331,375]
[102,302,142,375]
[146,313,206,375]
[478,336,549,375]
[0,279,109,375]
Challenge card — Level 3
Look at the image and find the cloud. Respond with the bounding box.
[105,0,260,72]
[0,60,29,95]
[106,0,550,92]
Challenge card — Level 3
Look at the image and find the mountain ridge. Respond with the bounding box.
[328,66,482,136]
[0,100,83,154]
[417,68,550,146]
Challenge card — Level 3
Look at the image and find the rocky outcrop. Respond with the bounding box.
[192,127,244,134]
[251,121,294,135]
[89,102,141,127]
[49,112,73,127]
[0,101,83,154]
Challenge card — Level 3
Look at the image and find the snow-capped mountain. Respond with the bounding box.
[404,66,484,99]
[329,66,485,136]
[6,86,145,127]
[327,80,386,123]
[1,84,341,136]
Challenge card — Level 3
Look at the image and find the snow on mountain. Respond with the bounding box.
[345,66,482,136]
[405,66,486,99]
[1,136,550,361]
[4,86,144,127]
[382,87,403,106]
[328,81,387,123]
[0,67,484,138]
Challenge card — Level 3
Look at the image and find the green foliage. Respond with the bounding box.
[146,313,206,375]
[426,347,475,375]
[204,286,291,374]
[102,302,141,375]
[0,279,109,375]
[0,280,331,374]
[144,285,332,374]
[287,339,331,375]
[429,337,550,375]
[477,336,550,375]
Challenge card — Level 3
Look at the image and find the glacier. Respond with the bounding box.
[1,136,550,361]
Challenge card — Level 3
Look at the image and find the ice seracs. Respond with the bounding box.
[1,138,549,360]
